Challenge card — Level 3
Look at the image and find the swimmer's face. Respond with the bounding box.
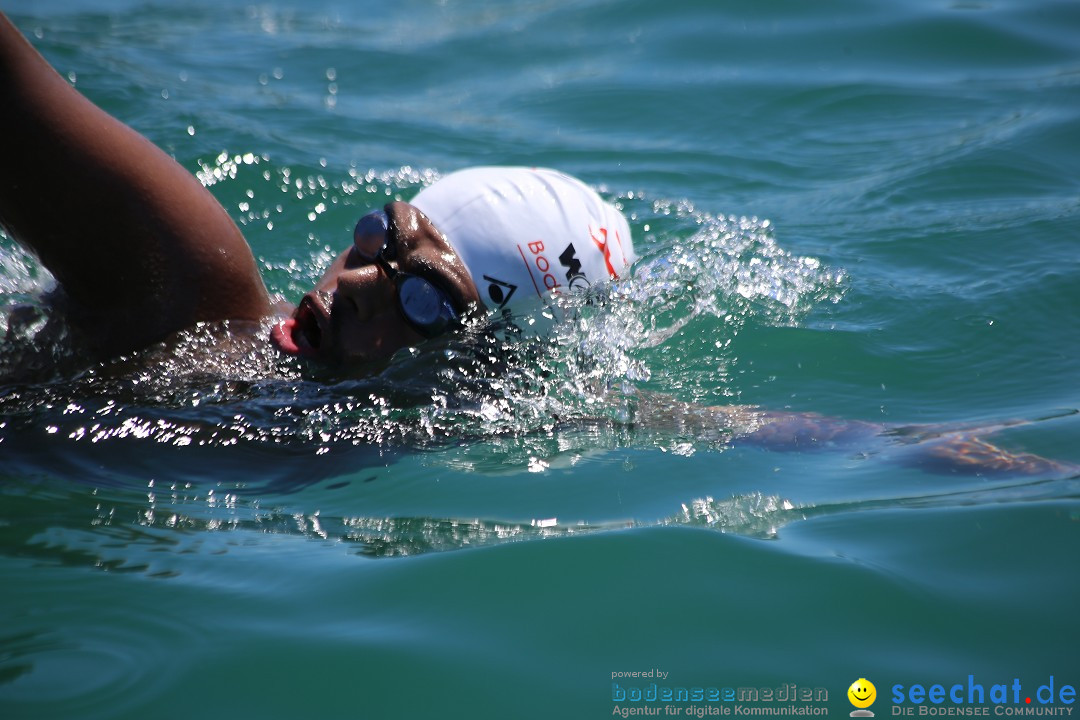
[270,246,426,366]
[270,201,482,368]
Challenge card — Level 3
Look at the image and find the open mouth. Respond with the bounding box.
[295,296,323,350]
[270,293,329,358]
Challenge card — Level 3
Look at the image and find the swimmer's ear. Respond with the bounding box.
[384,201,486,319]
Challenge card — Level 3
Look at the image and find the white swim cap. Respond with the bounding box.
[410,167,635,315]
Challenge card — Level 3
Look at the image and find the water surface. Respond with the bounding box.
[1,1,1078,718]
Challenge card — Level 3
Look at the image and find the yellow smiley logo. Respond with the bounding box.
[848,678,877,709]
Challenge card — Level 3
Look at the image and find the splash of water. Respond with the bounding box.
[0,163,846,461]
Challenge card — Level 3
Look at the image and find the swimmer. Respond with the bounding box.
[0,13,1071,477]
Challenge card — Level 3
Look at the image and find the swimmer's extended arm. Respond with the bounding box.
[627,391,1073,477]
[0,12,270,359]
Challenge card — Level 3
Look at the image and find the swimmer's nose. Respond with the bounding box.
[333,263,396,320]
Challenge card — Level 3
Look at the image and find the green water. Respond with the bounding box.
[2,1,1078,718]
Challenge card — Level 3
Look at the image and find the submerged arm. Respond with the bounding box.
[0,12,270,359]
[627,392,1073,477]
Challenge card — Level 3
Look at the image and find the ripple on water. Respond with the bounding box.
[0,583,195,718]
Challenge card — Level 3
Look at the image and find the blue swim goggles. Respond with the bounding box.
[353,209,458,338]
